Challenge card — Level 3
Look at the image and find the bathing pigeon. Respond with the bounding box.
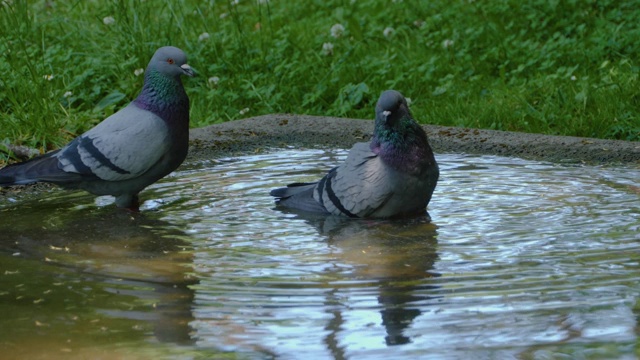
[270,90,439,218]
[0,46,194,210]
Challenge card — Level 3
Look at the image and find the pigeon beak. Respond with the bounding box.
[382,110,391,117]
[180,64,195,77]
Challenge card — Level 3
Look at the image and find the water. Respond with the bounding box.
[0,149,639,359]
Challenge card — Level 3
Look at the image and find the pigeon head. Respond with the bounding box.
[372,90,419,147]
[375,90,410,127]
[147,46,194,78]
[135,46,193,121]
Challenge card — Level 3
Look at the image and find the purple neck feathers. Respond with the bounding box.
[133,69,189,126]
[370,119,435,175]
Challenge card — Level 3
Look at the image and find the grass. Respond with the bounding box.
[1,0,639,163]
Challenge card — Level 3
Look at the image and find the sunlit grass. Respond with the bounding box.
[1,0,639,163]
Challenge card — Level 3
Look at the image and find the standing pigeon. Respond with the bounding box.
[0,46,194,210]
[270,90,439,218]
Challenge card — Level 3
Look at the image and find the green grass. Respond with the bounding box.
[1,0,639,163]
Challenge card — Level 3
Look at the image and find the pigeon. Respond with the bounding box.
[270,90,439,218]
[0,46,194,210]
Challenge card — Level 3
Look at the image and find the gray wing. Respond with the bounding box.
[57,103,171,181]
[314,142,394,217]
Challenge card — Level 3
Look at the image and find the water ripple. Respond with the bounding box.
[153,149,640,359]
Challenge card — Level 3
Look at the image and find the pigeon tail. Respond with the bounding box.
[269,182,315,198]
[0,151,84,186]
[270,182,329,214]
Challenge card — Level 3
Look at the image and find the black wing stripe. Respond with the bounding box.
[316,175,327,209]
[80,137,130,175]
[63,140,94,174]
[324,176,358,218]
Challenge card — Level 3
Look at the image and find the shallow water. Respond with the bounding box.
[1,149,639,359]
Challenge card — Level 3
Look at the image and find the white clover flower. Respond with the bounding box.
[220,12,229,19]
[570,75,577,81]
[331,24,345,38]
[208,76,220,85]
[383,27,395,38]
[406,97,412,106]
[232,0,239,4]
[103,16,115,25]
[134,68,144,76]
[322,42,334,56]
[43,74,54,81]
[199,32,210,41]
[63,91,73,98]
[239,107,250,115]
[442,39,454,48]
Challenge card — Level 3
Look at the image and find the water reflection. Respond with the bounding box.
[0,202,196,356]
[285,211,440,350]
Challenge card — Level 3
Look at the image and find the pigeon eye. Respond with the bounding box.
[167,58,175,64]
